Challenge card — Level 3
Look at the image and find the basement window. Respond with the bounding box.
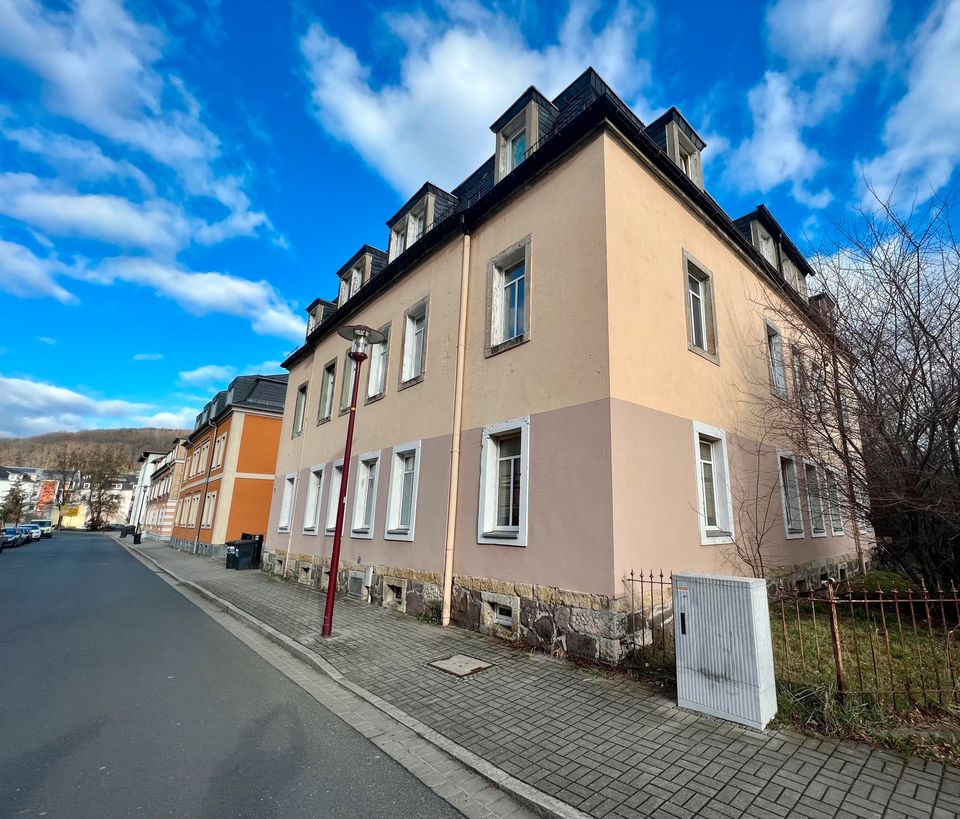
[492,602,513,627]
[347,571,364,598]
[388,583,403,605]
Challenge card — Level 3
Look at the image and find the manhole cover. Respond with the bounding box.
[429,654,492,677]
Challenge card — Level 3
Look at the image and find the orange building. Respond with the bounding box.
[171,374,287,557]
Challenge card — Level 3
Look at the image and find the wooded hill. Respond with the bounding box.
[0,428,188,471]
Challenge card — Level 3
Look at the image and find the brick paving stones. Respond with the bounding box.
[131,541,960,818]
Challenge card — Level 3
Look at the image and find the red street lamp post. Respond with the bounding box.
[321,324,385,638]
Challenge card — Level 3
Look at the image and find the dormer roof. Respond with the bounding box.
[334,244,387,280]
[645,107,706,152]
[734,205,815,279]
[385,183,457,229]
[490,86,557,132]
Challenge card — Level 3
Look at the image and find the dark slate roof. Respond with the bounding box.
[191,374,288,436]
[489,86,558,132]
[333,245,388,281]
[644,107,707,152]
[287,66,821,368]
[734,205,815,278]
[306,298,338,321]
[385,183,458,229]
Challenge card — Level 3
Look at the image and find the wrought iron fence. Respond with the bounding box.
[772,579,960,712]
[623,570,675,672]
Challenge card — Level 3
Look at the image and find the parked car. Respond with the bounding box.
[30,519,54,538]
[18,524,41,542]
[3,526,26,547]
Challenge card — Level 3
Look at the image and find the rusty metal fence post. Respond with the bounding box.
[824,580,846,701]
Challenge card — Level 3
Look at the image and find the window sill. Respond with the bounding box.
[785,530,805,540]
[277,526,290,533]
[398,373,424,392]
[486,334,529,358]
[479,530,525,547]
[385,527,414,542]
[291,431,303,439]
[365,391,386,406]
[701,530,734,546]
[317,415,332,426]
[351,527,374,540]
[302,527,318,536]
[688,343,720,366]
[324,528,336,536]
[811,530,827,539]
[338,406,351,417]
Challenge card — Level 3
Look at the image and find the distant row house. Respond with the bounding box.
[165,374,287,556]
[256,68,874,663]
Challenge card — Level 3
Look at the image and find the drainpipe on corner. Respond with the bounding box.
[441,226,472,627]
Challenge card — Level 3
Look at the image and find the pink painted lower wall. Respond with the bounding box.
[266,396,864,600]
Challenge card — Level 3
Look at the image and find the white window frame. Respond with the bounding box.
[340,350,355,412]
[351,451,380,539]
[778,451,805,539]
[349,265,361,297]
[478,416,530,546]
[277,473,297,533]
[302,465,325,535]
[765,320,787,397]
[325,460,344,534]
[400,298,428,385]
[825,466,845,535]
[389,225,407,261]
[366,325,390,400]
[318,359,336,422]
[384,440,421,542]
[487,237,532,353]
[499,111,528,178]
[407,205,425,246]
[803,461,827,537]
[691,421,735,545]
[683,252,718,361]
[293,382,307,436]
[200,491,217,529]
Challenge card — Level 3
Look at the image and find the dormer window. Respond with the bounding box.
[497,113,528,180]
[338,278,349,307]
[751,222,779,268]
[389,198,429,261]
[644,108,706,191]
[349,266,361,297]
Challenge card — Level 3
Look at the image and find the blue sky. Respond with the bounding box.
[0,0,956,437]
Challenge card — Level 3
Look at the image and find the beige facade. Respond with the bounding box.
[144,440,186,541]
[266,70,871,661]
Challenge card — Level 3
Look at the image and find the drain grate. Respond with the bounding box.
[428,654,492,677]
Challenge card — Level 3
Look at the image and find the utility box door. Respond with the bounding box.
[673,573,777,730]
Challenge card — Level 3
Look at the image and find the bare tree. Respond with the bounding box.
[49,442,87,530]
[84,445,128,530]
[759,189,960,586]
[727,434,788,579]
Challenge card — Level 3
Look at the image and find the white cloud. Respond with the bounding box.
[132,352,163,361]
[0,114,154,194]
[0,374,197,436]
[135,407,198,428]
[95,258,305,341]
[0,0,268,242]
[726,0,890,205]
[37,336,55,345]
[300,0,656,193]
[0,238,76,302]
[0,172,191,253]
[857,0,960,205]
[178,364,237,386]
[0,374,150,436]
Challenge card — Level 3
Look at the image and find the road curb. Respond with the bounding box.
[116,538,590,819]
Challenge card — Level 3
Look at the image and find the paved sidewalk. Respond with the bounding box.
[131,540,960,819]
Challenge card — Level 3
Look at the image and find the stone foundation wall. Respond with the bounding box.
[258,549,870,666]
[167,537,227,559]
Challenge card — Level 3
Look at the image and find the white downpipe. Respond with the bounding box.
[441,231,471,626]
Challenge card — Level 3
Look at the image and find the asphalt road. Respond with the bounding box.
[0,532,461,818]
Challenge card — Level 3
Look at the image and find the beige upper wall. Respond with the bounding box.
[459,134,610,429]
[603,129,801,439]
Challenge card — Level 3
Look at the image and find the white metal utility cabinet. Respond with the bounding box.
[672,573,777,730]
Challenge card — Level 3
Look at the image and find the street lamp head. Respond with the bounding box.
[337,324,385,357]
